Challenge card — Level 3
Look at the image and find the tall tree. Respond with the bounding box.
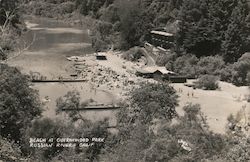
[128,82,178,124]
[115,0,154,49]
[0,0,20,26]
[0,64,42,142]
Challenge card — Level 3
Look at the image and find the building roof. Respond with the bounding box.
[151,30,174,37]
[137,69,150,74]
[157,46,167,52]
[138,66,176,75]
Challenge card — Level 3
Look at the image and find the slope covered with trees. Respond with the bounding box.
[178,0,250,62]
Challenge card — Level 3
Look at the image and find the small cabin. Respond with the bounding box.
[96,55,107,60]
[136,66,187,83]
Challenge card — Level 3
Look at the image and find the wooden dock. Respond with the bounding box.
[61,105,120,111]
[32,79,88,83]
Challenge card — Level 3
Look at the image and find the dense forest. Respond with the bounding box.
[1,0,250,162]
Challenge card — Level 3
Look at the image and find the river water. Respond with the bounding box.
[8,16,117,126]
[9,16,93,78]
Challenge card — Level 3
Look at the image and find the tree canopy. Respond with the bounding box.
[0,64,42,142]
[178,0,250,62]
[128,82,179,124]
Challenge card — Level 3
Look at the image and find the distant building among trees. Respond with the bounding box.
[148,30,175,49]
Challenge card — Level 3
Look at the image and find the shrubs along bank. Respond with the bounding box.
[22,0,75,19]
[121,46,144,62]
[194,75,219,90]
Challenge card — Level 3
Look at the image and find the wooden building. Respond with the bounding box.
[136,66,176,80]
[136,66,187,83]
[148,30,175,49]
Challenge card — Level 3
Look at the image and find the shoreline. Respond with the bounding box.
[22,13,96,31]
